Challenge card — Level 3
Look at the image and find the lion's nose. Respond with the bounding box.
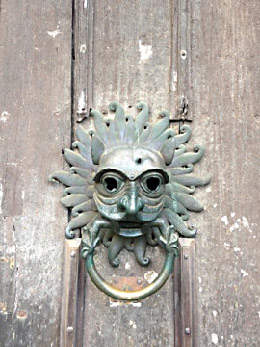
[117,183,144,215]
[118,195,144,214]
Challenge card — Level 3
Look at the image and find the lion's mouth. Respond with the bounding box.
[117,221,144,237]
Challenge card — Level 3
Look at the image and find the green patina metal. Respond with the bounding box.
[49,101,210,300]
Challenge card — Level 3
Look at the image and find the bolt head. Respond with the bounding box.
[185,327,191,335]
[67,326,73,334]
[184,254,189,260]
[70,251,76,258]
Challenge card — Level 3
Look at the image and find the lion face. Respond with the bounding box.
[94,169,166,221]
[92,146,167,237]
[50,101,209,255]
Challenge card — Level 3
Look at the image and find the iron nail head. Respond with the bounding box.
[185,327,191,335]
[67,326,73,334]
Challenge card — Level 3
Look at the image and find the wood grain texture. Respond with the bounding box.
[1,0,259,346]
[74,1,260,346]
[72,1,179,345]
[188,1,260,346]
[0,0,72,345]
[73,0,182,123]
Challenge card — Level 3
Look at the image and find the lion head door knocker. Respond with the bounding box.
[49,102,210,300]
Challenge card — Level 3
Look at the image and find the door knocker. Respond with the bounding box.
[49,102,210,300]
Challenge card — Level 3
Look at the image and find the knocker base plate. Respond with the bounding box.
[111,276,146,292]
[60,238,195,346]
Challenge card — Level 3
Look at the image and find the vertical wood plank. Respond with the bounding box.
[189,1,260,346]
[0,0,72,345]
[73,2,177,345]
[174,0,193,120]
[73,0,179,122]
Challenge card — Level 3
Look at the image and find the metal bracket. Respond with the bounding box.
[60,239,82,347]
[174,238,196,347]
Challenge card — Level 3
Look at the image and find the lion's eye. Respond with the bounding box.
[141,174,164,194]
[146,177,160,191]
[102,175,124,193]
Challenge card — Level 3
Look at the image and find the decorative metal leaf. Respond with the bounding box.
[169,145,204,168]
[174,144,187,157]
[161,136,176,165]
[108,234,125,267]
[124,115,135,144]
[72,141,91,161]
[135,102,149,136]
[92,110,110,144]
[91,134,105,164]
[139,123,151,142]
[64,186,88,195]
[49,171,87,186]
[71,200,92,216]
[76,126,91,148]
[168,182,195,194]
[60,194,88,208]
[163,209,196,237]
[69,167,92,180]
[151,129,173,151]
[146,111,169,142]
[134,236,149,266]
[64,149,92,170]
[66,212,98,239]
[173,174,211,187]
[174,125,192,147]
[109,101,126,141]
[169,165,193,175]
[173,193,203,212]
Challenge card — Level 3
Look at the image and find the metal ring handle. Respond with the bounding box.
[85,250,175,301]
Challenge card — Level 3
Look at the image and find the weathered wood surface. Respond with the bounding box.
[73,0,188,121]
[188,1,260,346]
[73,1,179,346]
[1,0,260,346]
[74,0,260,346]
[0,0,72,345]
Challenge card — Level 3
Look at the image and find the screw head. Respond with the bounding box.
[67,326,73,334]
[185,327,191,335]
[184,254,189,260]
[137,279,142,285]
[70,251,76,258]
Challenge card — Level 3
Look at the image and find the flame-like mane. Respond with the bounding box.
[49,102,210,266]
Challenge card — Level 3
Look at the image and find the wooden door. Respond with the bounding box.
[1,1,259,346]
